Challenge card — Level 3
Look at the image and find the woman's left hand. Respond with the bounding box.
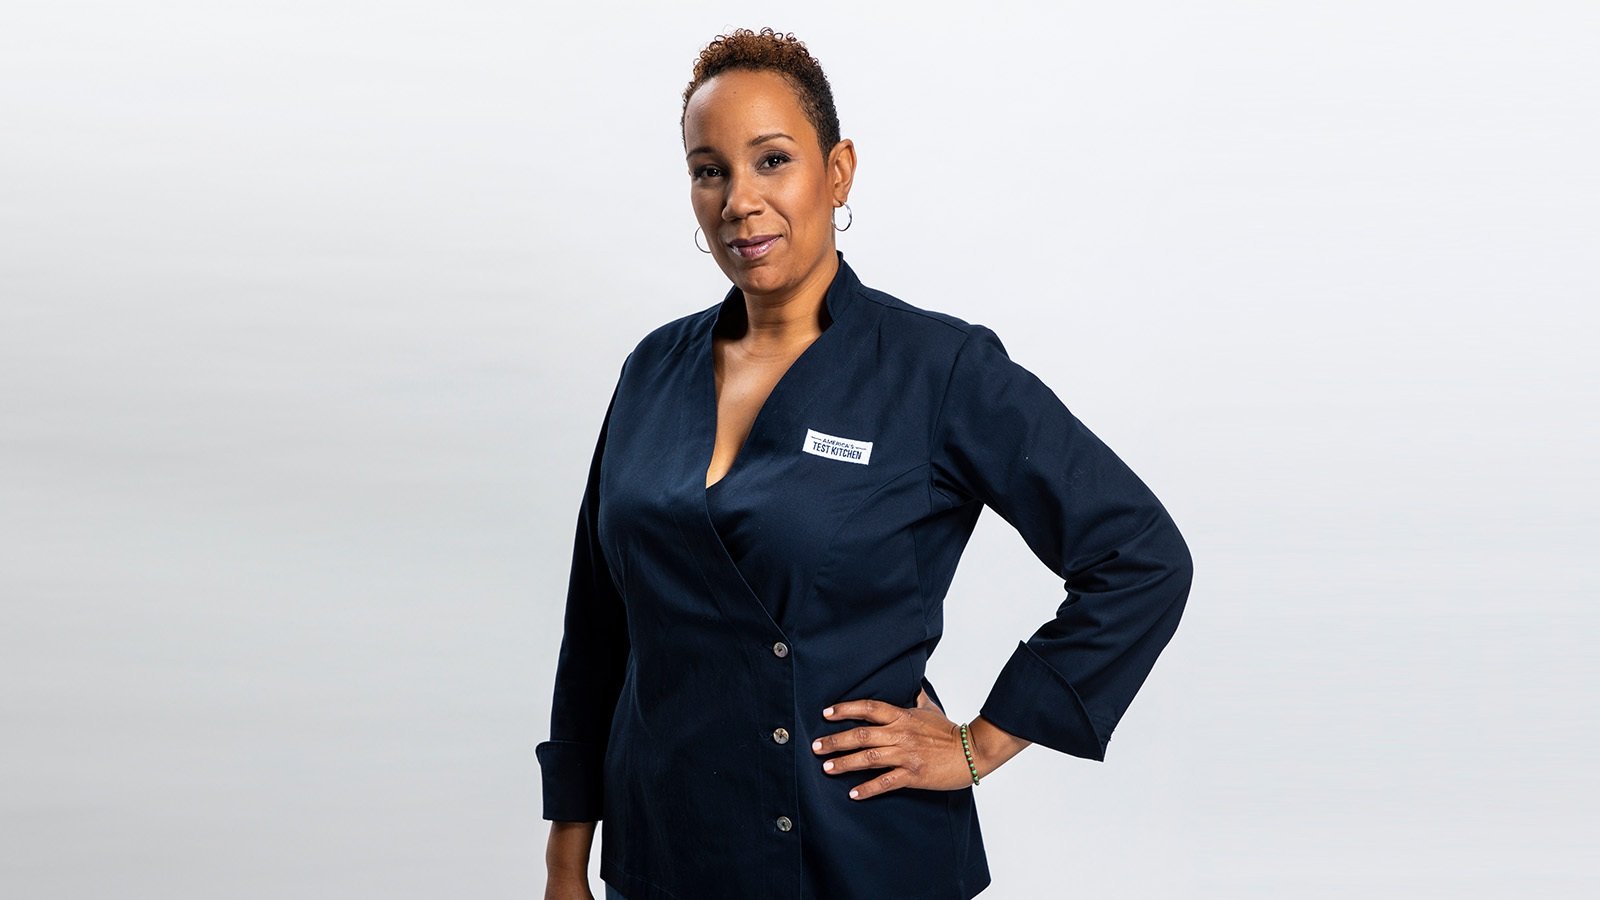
[811,688,982,799]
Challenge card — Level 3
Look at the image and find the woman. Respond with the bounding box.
[538,27,1194,900]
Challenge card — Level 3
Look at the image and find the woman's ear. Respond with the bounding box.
[828,137,857,202]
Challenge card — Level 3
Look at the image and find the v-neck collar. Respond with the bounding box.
[698,250,862,494]
[668,250,865,640]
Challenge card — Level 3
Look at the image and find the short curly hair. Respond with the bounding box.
[680,27,841,161]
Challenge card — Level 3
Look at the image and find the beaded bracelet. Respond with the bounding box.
[959,722,981,785]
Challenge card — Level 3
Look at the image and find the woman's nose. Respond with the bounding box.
[721,172,764,220]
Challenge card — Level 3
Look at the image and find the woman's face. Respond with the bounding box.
[683,68,854,302]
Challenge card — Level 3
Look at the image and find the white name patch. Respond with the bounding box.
[802,428,874,465]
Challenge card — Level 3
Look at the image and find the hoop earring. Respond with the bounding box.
[833,202,852,232]
[694,225,712,253]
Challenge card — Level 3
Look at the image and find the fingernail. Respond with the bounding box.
[811,739,821,751]
[822,707,834,717]
[849,789,859,799]
[823,761,833,771]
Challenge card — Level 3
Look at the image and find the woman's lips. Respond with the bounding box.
[729,235,780,259]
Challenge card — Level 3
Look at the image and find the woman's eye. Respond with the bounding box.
[693,165,722,179]
[762,154,790,169]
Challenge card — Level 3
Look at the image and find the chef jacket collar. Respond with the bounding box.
[706,249,862,342]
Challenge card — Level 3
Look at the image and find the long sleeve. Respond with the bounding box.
[534,365,631,821]
[930,325,1194,762]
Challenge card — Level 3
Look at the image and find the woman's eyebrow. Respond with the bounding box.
[686,132,796,158]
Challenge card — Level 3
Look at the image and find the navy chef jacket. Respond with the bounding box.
[535,251,1194,900]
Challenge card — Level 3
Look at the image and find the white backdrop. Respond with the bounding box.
[2,2,1594,898]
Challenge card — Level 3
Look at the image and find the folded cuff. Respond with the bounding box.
[978,640,1108,762]
[534,739,606,821]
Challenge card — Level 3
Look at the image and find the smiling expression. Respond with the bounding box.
[683,68,855,303]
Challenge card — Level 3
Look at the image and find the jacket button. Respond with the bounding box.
[775,815,793,832]
[772,641,789,658]
[772,727,790,744]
